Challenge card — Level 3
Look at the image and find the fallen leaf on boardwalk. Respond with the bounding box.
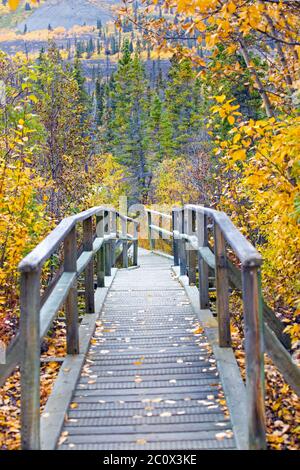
[58,431,69,445]
[88,380,96,384]
[193,327,204,335]
[134,360,143,366]
[135,377,143,383]
[70,403,78,409]
[136,439,147,445]
[145,405,154,411]
[160,412,172,417]
[215,432,226,440]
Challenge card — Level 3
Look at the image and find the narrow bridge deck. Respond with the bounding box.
[58,250,236,450]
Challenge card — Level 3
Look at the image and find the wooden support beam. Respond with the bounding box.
[172,209,179,266]
[197,212,210,309]
[242,266,266,450]
[147,211,154,251]
[214,223,231,348]
[104,210,112,276]
[64,227,79,354]
[178,209,186,276]
[20,270,41,450]
[83,216,95,313]
[187,208,197,285]
[111,211,117,267]
[121,218,128,268]
[133,223,138,266]
[96,213,105,287]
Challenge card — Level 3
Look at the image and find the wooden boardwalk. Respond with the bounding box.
[9,205,299,450]
[58,250,236,450]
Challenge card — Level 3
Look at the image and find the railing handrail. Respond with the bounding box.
[148,204,262,267]
[18,206,138,272]
[145,208,172,220]
[185,204,262,267]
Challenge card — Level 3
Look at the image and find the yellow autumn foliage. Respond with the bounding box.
[152,158,200,206]
[219,113,300,342]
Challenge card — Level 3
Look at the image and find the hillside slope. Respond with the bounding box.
[17,0,118,32]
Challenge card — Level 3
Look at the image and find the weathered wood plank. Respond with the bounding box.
[264,324,300,396]
[173,272,248,450]
[196,246,290,350]
[40,272,76,339]
[40,269,118,450]
[83,216,95,314]
[186,205,262,268]
[64,227,79,355]
[242,266,266,450]
[96,213,105,287]
[214,224,231,348]
[57,251,237,451]
[20,270,41,450]
[227,260,290,349]
[197,212,210,309]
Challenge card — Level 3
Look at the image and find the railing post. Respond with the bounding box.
[104,210,112,276]
[172,209,179,266]
[147,211,154,251]
[158,214,163,244]
[121,217,128,268]
[64,226,79,354]
[197,211,209,309]
[20,269,41,450]
[178,209,186,276]
[214,223,231,347]
[242,265,266,450]
[186,208,197,285]
[96,211,105,287]
[83,216,95,313]
[133,223,138,266]
[111,211,117,267]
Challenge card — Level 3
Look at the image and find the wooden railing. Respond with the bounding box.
[146,204,300,450]
[0,206,139,450]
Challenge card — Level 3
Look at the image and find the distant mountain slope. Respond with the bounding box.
[17,0,119,32]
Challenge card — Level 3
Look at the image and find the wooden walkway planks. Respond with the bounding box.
[58,250,236,450]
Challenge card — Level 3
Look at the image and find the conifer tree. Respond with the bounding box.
[103,40,152,202]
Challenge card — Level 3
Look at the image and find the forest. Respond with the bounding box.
[0,0,299,452]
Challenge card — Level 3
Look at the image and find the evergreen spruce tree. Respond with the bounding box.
[102,40,152,202]
[165,56,204,157]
